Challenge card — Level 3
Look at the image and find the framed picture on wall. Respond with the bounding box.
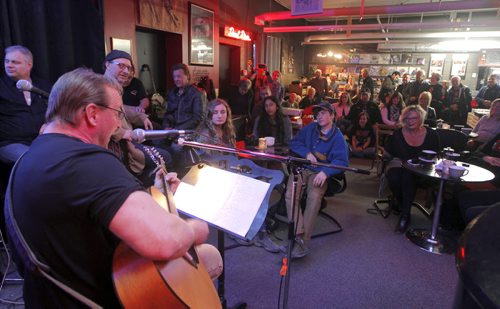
[189,3,214,66]
[451,54,468,77]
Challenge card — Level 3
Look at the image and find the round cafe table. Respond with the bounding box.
[402,159,495,254]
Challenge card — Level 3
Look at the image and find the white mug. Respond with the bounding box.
[258,138,267,150]
[449,165,469,178]
[265,136,275,147]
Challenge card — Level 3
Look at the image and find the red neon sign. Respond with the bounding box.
[224,26,252,41]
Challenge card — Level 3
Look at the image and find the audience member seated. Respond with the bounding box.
[418,91,437,128]
[428,72,447,119]
[333,92,352,133]
[407,69,430,105]
[122,63,150,113]
[0,45,51,165]
[384,105,440,233]
[381,92,405,128]
[161,63,204,171]
[163,63,204,130]
[227,78,253,140]
[309,69,329,100]
[468,99,500,150]
[299,87,317,109]
[196,98,236,157]
[475,74,500,109]
[349,112,376,158]
[288,80,302,96]
[441,132,500,230]
[347,90,382,128]
[282,92,301,109]
[284,103,349,258]
[443,75,472,126]
[270,70,285,103]
[253,96,292,146]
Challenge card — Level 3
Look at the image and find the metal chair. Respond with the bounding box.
[311,173,346,238]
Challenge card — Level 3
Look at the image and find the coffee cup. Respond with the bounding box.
[258,137,267,150]
[265,136,275,147]
[449,165,468,178]
[421,150,437,161]
[441,159,455,175]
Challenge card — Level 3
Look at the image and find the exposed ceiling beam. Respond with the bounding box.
[255,0,500,25]
[263,19,500,33]
[306,31,500,42]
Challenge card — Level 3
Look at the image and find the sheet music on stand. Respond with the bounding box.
[174,165,270,239]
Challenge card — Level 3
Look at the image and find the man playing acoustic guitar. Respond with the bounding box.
[8,68,222,308]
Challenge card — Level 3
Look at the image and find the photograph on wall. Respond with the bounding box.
[369,66,381,77]
[379,54,391,65]
[189,3,214,66]
[390,54,401,64]
[451,54,468,77]
[429,54,446,76]
[402,53,413,64]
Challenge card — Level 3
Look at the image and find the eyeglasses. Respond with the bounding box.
[111,61,132,71]
[96,104,126,120]
[404,116,419,122]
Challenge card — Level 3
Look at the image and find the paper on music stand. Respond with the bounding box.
[174,165,270,237]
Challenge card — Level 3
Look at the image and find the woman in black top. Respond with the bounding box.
[253,96,292,146]
[385,105,440,233]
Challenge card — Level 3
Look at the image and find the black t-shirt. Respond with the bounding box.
[12,134,143,308]
[385,127,440,161]
[122,77,147,107]
[350,125,376,147]
[0,74,51,147]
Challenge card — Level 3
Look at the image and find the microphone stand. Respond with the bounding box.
[178,139,370,308]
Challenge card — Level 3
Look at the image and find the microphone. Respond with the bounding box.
[16,80,50,98]
[131,128,195,143]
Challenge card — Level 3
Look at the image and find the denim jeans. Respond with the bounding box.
[0,143,29,164]
[285,169,328,241]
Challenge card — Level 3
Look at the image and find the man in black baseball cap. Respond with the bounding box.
[103,49,133,86]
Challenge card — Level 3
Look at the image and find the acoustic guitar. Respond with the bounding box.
[112,146,221,308]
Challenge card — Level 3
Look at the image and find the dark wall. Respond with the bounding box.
[0,0,105,84]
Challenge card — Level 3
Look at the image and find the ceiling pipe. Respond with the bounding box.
[306,31,500,42]
[254,0,500,25]
[263,19,500,33]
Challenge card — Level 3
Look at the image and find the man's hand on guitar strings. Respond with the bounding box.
[186,219,209,245]
[153,169,181,194]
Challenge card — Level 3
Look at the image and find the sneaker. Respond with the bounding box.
[291,238,310,259]
[254,232,282,253]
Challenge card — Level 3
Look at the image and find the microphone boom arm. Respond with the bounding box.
[178,140,370,175]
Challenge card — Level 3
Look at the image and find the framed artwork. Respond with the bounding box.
[110,38,131,54]
[451,54,468,77]
[189,3,214,66]
[429,54,446,76]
